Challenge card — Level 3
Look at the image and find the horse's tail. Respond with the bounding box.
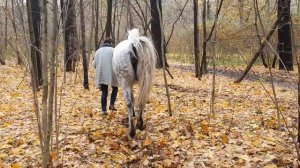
[132,36,157,108]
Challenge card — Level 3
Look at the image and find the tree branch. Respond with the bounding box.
[166,0,189,46]
[206,0,224,42]
[234,15,282,83]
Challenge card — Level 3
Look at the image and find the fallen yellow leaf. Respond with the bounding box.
[143,136,152,147]
[11,163,20,168]
[170,131,178,139]
[221,134,229,144]
[200,123,210,135]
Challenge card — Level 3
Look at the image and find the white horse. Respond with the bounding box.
[112,29,157,138]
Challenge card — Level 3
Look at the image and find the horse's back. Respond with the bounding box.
[112,40,135,84]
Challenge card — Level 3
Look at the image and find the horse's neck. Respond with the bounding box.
[128,36,139,41]
[128,31,140,41]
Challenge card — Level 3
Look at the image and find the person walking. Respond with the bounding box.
[93,38,118,115]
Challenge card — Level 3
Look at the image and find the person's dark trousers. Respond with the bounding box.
[101,84,118,112]
[110,86,118,107]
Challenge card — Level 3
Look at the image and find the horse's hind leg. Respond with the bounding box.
[131,86,135,117]
[122,87,136,138]
[136,104,145,130]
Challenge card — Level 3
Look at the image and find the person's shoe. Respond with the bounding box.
[109,105,117,111]
[102,111,108,115]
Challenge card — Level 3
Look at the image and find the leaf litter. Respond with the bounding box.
[0,61,299,167]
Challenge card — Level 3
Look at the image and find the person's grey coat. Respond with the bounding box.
[93,46,118,88]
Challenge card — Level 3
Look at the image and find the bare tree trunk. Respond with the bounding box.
[0,0,8,65]
[156,0,172,116]
[89,0,95,54]
[144,1,149,35]
[294,23,300,143]
[194,0,200,78]
[207,0,211,20]
[151,0,166,68]
[127,0,134,29]
[116,0,125,43]
[298,0,300,14]
[11,0,22,65]
[254,0,268,68]
[80,0,89,90]
[62,0,77,72]
[31,0,43,85]
[95,0,99,49]
[43,0,59,166]
[200,0,208,77]
[210,0,220,115]
[41,0,48,155]
[15,0,25,39]
[100,0,104,35]
[5,0,8,56]
[278,0,293,71]
[27,0,39,88]
[27,1,44,165]
[105,0,113,38]
[112,0,117,44]
[211,0,219,61]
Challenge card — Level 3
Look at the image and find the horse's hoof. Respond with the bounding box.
[136,120,144,130]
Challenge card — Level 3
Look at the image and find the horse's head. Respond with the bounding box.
[127,28,140,41]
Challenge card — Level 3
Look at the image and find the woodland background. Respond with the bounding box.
[0,0,300,167]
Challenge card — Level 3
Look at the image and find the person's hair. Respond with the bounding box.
[104,38,112,44]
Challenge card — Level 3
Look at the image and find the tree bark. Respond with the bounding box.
[40,0,49,166]
[298,0,300,14]
[3,0,8,60]
[16,0,27,36]
[210,0,219,115]
[80,0,89,90]
[5,0,8,55]
[89,0,95,54]
[42,0,59,166]
[62,0,77,72]
[41,0,48,151]
[11,0,22,65]
[105,0,113,38]
[95,0,99,49]
[156,0,172,116]
[150,0,166,68]
[31,0,42,85]
[254,0,268,68]
[207,0,212,20]
[194,0,200,77]
[127,0,134,29]
[278,0,293,71]
[27,0,39,88]
[112,0,117,44]
[200,0,208,77]
[116,0,125,43]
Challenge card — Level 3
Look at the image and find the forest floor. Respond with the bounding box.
[0,60,299,167]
